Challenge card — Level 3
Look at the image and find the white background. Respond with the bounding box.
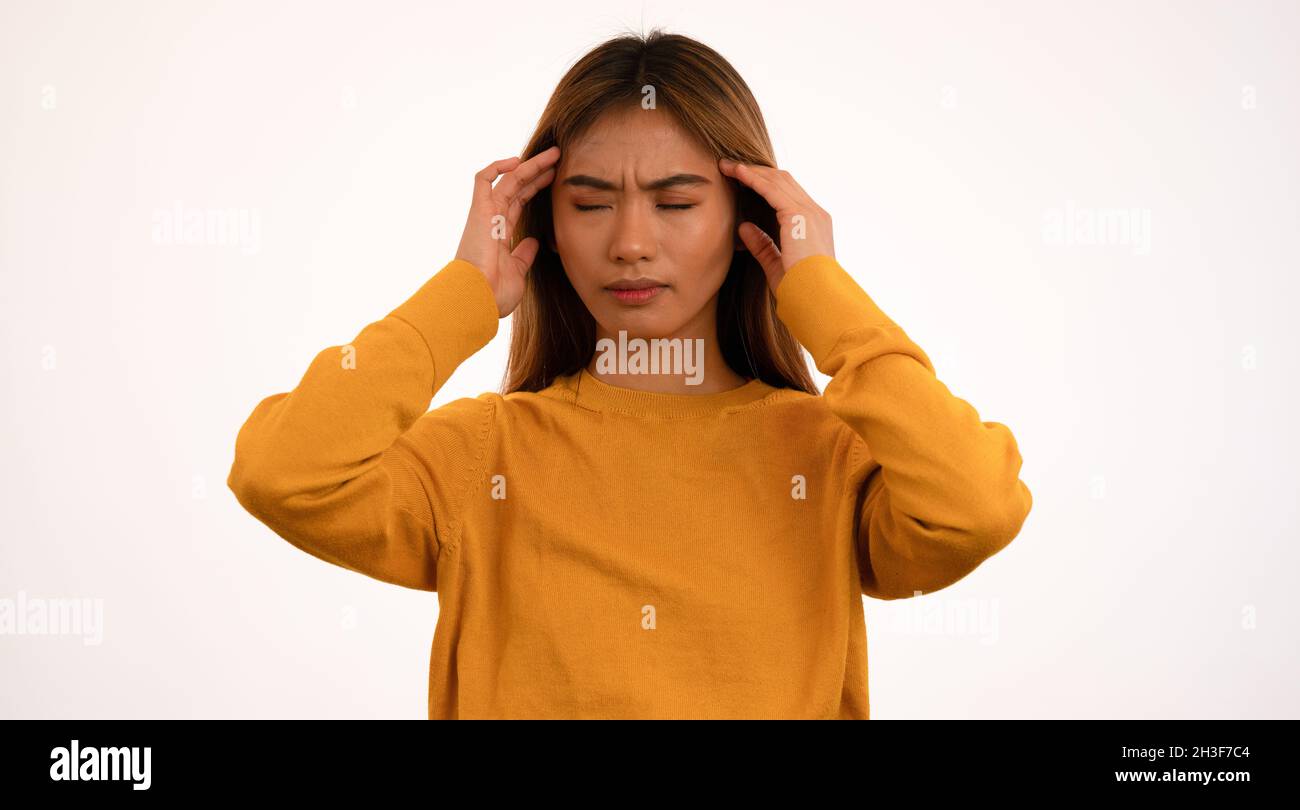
[2,0,1296,718]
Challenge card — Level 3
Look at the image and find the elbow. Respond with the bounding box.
[228,394,302,510]
[861,491,1030,601]
[227,453,292,517]
[962,423,1032,555]
[966,479,1033,558]
[227,457,268,514]
[228,418,303,510]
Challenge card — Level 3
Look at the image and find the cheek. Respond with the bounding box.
[670,208,733,260]
[552,213,602,291]
[554,210,603,250]
[552,212,584,260]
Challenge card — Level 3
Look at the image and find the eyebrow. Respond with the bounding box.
[560,173,712,192]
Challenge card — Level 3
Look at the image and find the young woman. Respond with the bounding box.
[229,30,1032,719]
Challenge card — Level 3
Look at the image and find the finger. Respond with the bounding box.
[735,160,814,210]
[766,170,815,213]
[509,236,541,277]
[505,166,556,226]
[720,158,817,213]
[494,145,561,204]
[778,169,815,204]
[737,221,783,281]
[475,156,522,194]
[719,158,800,214]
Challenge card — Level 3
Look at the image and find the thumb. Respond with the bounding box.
[737,222,783,286]
[509,236,541,278]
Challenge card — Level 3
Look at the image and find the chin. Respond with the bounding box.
[598,309,686,339]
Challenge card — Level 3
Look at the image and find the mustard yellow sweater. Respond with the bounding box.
[228,254,1032,719]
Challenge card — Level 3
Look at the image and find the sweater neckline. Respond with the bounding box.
[567,368,776,418]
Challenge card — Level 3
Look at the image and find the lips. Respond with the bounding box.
[606,285,667,304]
[605,278,667,291]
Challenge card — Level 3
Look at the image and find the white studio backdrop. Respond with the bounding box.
[1,0,1296,718]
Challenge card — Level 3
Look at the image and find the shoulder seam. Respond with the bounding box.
[441,394,498,555]
[387,447,442,570]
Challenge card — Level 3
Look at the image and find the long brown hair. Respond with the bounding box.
[500,28,819,397]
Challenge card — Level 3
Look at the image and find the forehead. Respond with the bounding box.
[560,107,713,174]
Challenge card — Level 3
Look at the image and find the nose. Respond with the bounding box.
[609,196,655,265]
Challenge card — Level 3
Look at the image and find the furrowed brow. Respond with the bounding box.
[561,173,712,191]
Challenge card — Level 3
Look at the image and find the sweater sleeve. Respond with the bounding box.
[227,259,500,592]
[773,255,1033,600]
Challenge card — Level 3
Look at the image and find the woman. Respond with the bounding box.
[228,29,1032,719]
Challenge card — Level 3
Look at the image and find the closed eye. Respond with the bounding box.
[574,204,696,211]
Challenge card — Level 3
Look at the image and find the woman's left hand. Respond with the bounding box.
[719,157,835,292]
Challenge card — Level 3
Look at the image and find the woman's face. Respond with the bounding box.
[551,106,739,339]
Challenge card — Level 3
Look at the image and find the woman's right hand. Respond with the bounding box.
[454,145,560,318]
